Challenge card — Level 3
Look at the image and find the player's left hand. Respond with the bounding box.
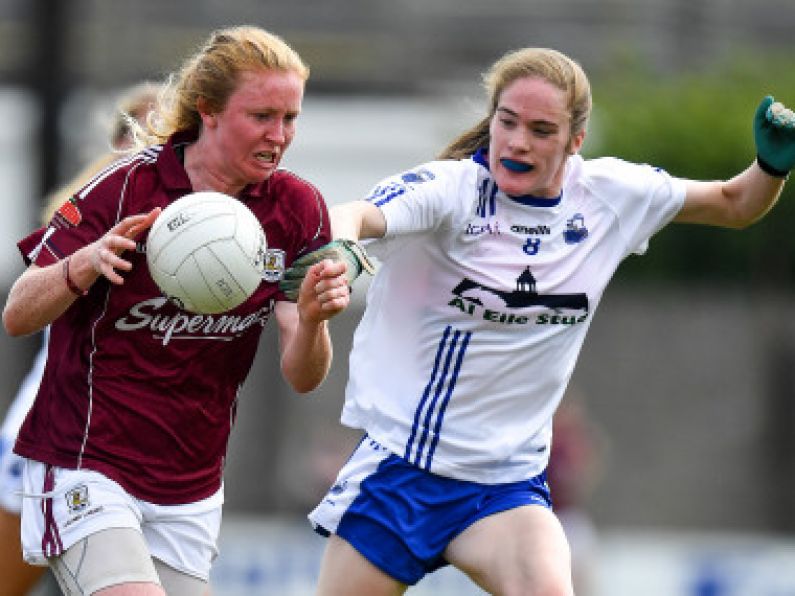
[280,239,376,301]
[754,95,795,177]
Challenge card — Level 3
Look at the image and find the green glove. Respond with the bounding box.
[754,95,795,177]
[279,239,376,300]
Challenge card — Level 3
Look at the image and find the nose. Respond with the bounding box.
[508,128,531,153]
[265,120,287,144]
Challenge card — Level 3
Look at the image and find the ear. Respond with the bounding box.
[567,130,586,155]
[196,96,217,128]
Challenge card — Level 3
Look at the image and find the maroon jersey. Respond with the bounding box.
[14,131,331,504]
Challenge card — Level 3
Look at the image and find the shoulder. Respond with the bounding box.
[405,158,476,185]
[366,158,475,204]
[575,155,674,193]
[75,146,163,200]
[264,169,330,249]
[268,168,324,200]
[577,155,638,183]
[570,155,686,237]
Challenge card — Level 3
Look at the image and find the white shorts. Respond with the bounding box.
[21,459,224,581]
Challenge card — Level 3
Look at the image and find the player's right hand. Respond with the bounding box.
[754,95,795,177]
[279,239,376,301]
[89,208,161,285]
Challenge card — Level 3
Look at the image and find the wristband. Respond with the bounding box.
[63,256,88,297]
[757,155,790,179]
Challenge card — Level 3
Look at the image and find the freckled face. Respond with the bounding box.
[199,69,304,187]
[488,76,584,198]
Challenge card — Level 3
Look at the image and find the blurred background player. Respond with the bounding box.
[548,390,605,596]
[0,81,158,596]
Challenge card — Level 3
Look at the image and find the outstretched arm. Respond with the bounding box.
[330,200,387,241]
[3,208,160,336]
[675,96,794,228]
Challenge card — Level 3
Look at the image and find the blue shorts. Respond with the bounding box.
[308,435,551,585]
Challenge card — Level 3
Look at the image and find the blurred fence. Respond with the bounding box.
[210,518,795,596]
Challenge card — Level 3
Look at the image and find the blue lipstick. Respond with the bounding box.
[501,158,532,173]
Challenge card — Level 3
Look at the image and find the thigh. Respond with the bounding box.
[444,505,573,596]
[154,558,210,596]
[50,527,164,595]
[316,534,407,596]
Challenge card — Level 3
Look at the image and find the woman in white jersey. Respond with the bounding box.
[283,47,795,594]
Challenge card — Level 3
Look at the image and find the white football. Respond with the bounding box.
[146,191,266,314]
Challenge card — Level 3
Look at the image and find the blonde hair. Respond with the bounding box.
[42,82,161,223]
[141,25,309,145]
[110,81,160,148]
[438,48,592,160]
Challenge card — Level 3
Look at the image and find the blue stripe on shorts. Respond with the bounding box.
[310,436,551,585]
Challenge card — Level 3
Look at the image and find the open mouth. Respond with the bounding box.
[255,151,277,164]
[501,158,533,173]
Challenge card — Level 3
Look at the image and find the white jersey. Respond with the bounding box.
[342,150,686,484]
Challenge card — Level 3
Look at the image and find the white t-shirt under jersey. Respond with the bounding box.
[341,151,686,484]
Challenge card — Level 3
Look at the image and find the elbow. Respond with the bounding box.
[3,305,30,337]
[282,362,329,395]
[722,219,750,231]
[286,371,326,395]
[2,293,46,337]
[727,212,765,231]
[717,204,768,230]
[291,382,319,395]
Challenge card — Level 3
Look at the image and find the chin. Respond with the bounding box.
[251,164,276,182]
[495,175,531,197]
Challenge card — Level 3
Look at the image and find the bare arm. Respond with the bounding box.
[675,161,786,229]
[2,208,160,336]
[677,96,795,228]
[330,201,387,241]
[275,259,350,394]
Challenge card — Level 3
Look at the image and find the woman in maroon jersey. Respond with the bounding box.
[2,26,350,596]
[0,81,159,596]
